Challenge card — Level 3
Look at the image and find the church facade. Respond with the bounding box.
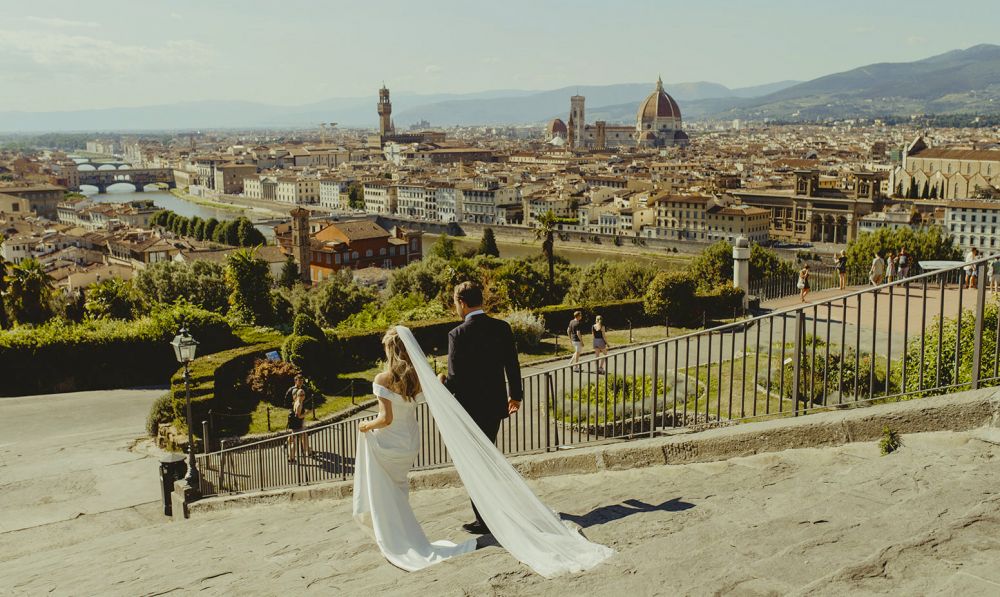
[546,78,689,150]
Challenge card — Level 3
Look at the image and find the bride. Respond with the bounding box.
[352,326,614,578]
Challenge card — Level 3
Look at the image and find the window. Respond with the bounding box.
[335,254,341,264]
[352,251,359,260]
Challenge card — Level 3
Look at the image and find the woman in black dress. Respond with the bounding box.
[592,315,610,374]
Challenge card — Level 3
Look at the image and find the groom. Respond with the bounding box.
[439,281,522,535]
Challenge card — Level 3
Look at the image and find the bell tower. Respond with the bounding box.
[377,84,393,137]
[570,94,585,148]
[290,207,312,285]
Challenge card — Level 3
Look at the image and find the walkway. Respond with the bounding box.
[5,430,999,594]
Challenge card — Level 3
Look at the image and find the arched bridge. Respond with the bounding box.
[78,168,175,193]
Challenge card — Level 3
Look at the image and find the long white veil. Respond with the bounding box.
[396,325,614,578]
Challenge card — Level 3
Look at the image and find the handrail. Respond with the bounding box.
[197,254,994,497]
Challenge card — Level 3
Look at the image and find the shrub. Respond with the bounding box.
[146,392,174,437]
[84,277,140,320]
[565,259,659,304]
[246,358,302,405]
[293,312,324,340]
[643,272,697,322]
[0,303,237,397]
[504,310,545,349]
[281,334,331,383]
[312,270,375,327]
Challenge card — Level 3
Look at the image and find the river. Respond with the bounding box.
[79,184,275,240]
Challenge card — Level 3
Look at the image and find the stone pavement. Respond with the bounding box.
[0,389,164,534]
[3,426,1000,595]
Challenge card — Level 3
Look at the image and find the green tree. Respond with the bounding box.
[686,240,795,291]
[908,178,918,199]
[151,210,169,227]
[165,212,178,232]
[478,228,500,257]
[224,219,241,246]
[493,259,548,310]
[0,256,10,329]
[4,258,54,325]
[190,216,205,240]
[565,259,659,304]
[84,277,139,320]
[535,210,558,295]
[236,217,266,247]
[203,218,220,242]
[132,260,229,313]
[278,255,299,289]
[643,271,696,323]
[429,234,457,260]
[312,269,376,327]
[225,247,274,324]
[845,227,960,273]
[347,182,364,209]
[212,220,228,243]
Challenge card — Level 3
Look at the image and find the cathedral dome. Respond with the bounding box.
[637,77,681,127]
[547,118,567,137]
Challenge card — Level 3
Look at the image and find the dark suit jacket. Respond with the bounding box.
[445,312,523,426]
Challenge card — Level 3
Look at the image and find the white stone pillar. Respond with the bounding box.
[733,236,750,309]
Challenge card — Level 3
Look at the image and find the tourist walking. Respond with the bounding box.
[965,247,980,289]
[568,311,584,372]
[834,251,847,290]
[897,247,911,279]
[798,263,811,302]
[869,251,886,286]
[885,252,896,284]
[592,315,610,374]
[287,388,309,462]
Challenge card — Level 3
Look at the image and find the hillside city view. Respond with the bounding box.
[2,2,1000,595]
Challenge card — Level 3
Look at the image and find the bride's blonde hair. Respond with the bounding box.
[382,327,419,401]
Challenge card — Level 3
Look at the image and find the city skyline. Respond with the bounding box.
[1,0,998,112]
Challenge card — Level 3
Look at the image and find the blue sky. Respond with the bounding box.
[0,0,996,111]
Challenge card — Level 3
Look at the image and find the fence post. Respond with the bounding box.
[665,315,669,337]
[544,372,553,452]
[792,310,805,416]
[202,420,210,454]
[629,320,633,344]
[972,261,987,389]
[266,406,271,432]
[311,392,317,421]
[351,380,355,405]
[650,344,659,438]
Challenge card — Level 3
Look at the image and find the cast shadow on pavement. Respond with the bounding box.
[475,498,695,549]
[559,497,695,528]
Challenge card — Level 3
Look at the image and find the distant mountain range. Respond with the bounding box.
[705,44,1000,120]
[1,44,998,133]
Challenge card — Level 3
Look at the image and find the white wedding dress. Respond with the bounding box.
[352,325,614,578]
[352,382,477,571]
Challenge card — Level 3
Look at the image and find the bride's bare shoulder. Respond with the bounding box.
[373,371,394,390]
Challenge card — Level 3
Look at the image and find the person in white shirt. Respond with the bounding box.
[869,252,886,286]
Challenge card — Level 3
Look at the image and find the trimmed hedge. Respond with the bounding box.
[535,300,652,333]
[0,304,238,397]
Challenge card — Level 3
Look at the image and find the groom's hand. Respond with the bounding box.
[438,373,447,384]
[508,399,521,415]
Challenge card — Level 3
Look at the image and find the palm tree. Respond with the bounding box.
[0,255,10,329]
[535,210,558,294]
[5,258,54,325]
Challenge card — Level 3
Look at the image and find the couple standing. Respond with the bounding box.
[352,282,613,578]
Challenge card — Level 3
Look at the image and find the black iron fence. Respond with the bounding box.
[197,257,999,497]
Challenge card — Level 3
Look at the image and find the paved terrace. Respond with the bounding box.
[2,387,1000,595]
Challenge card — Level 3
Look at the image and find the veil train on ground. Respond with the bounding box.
[396,325,615,578]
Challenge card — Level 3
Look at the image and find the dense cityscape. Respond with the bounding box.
[4,2,1000,594]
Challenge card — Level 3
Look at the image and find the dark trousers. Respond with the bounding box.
[470,416,502,525]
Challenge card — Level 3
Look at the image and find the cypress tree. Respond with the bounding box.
[478,228,500,257]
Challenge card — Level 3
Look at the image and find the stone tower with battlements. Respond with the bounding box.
[290,207,311,285]
[377,85,393,137]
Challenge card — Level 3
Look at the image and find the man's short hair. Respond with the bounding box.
[573,310,582,318]
[294,375,303,382]
[453,281,483,308]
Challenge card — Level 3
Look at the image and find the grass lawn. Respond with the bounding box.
[245,363,383,435]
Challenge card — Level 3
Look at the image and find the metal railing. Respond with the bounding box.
[196,256,999,497]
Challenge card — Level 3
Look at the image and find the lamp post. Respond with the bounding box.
[171,326,200,491]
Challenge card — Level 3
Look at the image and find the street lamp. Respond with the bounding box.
[171,326,200,491]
